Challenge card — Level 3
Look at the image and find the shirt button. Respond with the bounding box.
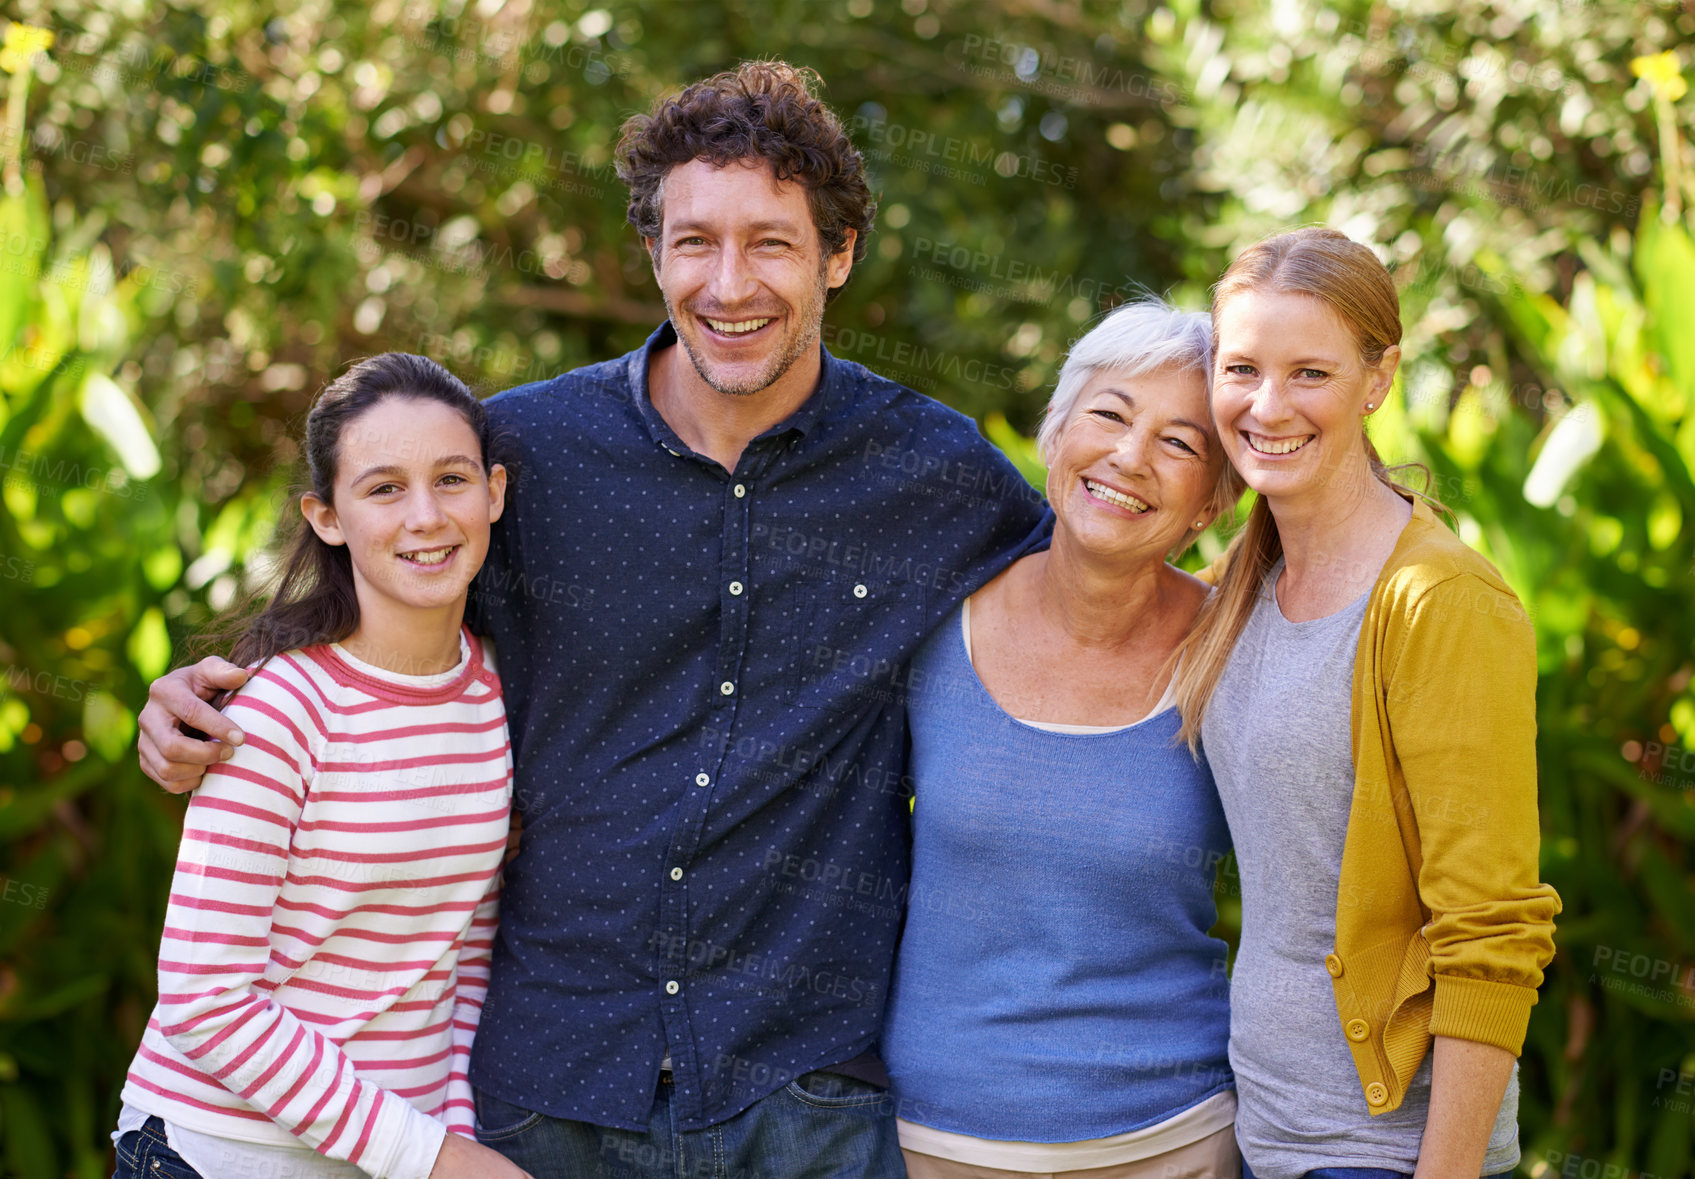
[729,581,744,596]
[1345,1018,1370,1042]
[853,583,868,598]
[720,681,735,696]
[733,483,746,497]
[695,772,710,787]
[665,980,680,995]
[669,867,683,881]
[1325,954,1344,978]
[1365,1082,1389,1107]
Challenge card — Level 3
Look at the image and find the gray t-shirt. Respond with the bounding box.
[1202,560,1519,1179]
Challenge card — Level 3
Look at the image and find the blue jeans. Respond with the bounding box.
[475,1070,905,1178]
[112,1117,203,1179]
[1242,1165,1514,1179]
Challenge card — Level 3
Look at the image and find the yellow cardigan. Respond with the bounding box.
[1328,497,1561,1113]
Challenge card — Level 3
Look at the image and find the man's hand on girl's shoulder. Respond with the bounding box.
[138,656,251,794]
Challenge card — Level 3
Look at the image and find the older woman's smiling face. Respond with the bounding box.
[1046,364,1224,563]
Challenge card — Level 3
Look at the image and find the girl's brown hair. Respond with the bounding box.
[1172,227,1434,750]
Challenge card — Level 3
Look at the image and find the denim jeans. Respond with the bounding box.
[475,1069,906,1179]
[1242,1164,1514,1179]
[112,1117,204,1179]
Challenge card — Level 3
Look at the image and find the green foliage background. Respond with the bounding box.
[3,0,1694,1173]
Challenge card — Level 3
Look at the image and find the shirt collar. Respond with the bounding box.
[625,320,836,457]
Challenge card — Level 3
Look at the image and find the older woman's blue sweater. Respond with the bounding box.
[881,604,1234,1142]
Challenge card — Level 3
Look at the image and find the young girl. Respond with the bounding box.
[113,354,532,1179]
[1175,229,1560,1179]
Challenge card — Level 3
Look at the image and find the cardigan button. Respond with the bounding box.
[1365,1082,1389,1106]
[1325,954,1344,978]
[1345,1018,1370,1042]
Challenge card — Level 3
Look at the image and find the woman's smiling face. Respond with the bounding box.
[1046,364,1224,563]
[1210,289,1398,512]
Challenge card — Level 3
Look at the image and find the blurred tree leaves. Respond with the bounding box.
[0,39,191,1179]
[1425,201,1695,1174]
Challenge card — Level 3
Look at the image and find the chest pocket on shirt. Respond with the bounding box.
[785,577,929,711]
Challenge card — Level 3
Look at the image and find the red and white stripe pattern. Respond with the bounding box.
[122,631,510,1178]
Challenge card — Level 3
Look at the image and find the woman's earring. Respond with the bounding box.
[1194,519,1207,529]
[1365,401,1376,411]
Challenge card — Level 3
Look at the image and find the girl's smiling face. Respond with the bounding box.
[1210,289,1398,513]
[301,395,506,623]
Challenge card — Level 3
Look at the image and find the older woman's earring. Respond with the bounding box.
[1194,519,1206,529]
[1365,401,1376,411]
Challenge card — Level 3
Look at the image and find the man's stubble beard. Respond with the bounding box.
[666,257,832,397]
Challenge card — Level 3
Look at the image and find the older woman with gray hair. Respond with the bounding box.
[882,298,1244,1179]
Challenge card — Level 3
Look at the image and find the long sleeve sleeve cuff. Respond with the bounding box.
[1429,973,1539,1055]
[361,1095,448,1179]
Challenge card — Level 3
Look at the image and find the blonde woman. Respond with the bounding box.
[1173,228,1560,1179]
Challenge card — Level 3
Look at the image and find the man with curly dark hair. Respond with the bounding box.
[140,59,1050,1179]
[612,60,880,469]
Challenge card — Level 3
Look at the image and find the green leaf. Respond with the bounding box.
[1524,402,1603,507]
[1637,215,1695,405]
[982,412,1046,491]
[0,842,61,957]
[0,761,101,842]
[78,372,160,480]
[81,690,135,763]
[1638,846,1695,954]
[1590,377,1695,517]
[0,696,27,753]
[2,974,110,1022]
[126,607,171,680]
[0,1084,54,1179]
[0,191,43,357]
[142,546,183,592]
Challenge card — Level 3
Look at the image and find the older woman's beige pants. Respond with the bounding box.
[900,1125,1240,1179]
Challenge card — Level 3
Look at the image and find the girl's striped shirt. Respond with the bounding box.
[120,629,511,1179]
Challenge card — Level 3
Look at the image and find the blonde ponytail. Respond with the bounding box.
[1172,495,1279,751]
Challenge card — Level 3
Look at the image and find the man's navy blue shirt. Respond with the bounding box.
[466,322,1050,1131]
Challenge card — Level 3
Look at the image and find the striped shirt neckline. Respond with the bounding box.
[313,626,490,705]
